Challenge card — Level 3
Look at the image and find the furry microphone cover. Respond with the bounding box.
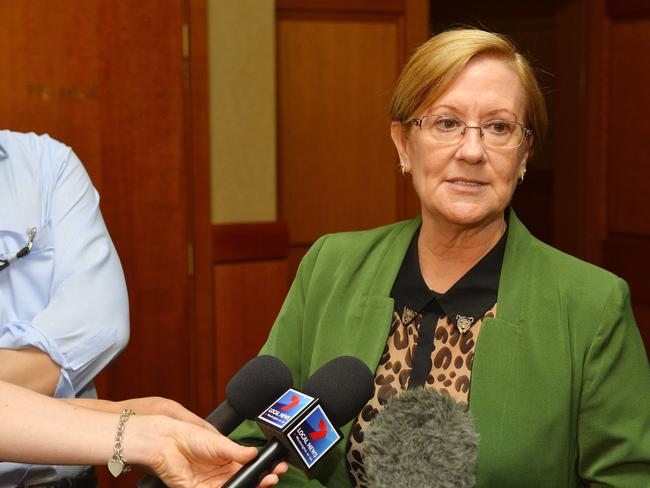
[363,388,479,488]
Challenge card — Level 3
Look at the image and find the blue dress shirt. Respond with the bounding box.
[0,130,130,485]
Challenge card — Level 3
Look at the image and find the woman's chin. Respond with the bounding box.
[426,203,502,228]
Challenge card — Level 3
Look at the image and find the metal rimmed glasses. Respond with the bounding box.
[405,114,532,148]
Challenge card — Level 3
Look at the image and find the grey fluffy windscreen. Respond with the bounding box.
[363,388,479,488]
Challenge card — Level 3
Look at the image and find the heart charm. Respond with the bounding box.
[107,458,124,478]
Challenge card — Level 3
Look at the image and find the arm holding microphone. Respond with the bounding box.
[0,380,284,488]
[62,395,215,430]
[137,355,293,487]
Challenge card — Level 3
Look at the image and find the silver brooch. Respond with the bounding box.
[456,315,474,334]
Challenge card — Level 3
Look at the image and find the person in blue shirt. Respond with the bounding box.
[0,130,130,486]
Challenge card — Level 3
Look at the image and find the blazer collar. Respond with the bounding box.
[391,226,506,328]
[366,208,535,323]
[367,215,422,297]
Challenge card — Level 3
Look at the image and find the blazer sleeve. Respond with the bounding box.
[578,278,650,486]
[229,236,330,487]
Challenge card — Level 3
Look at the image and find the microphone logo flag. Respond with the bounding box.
[281,395,301,411]
[309,419,328,441]
[259,389,314,428]
[287,405,340,468]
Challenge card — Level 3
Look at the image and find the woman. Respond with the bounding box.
[1,380,286,487]
[231,29,650,486]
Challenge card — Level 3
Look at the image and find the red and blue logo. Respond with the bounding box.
[259,389,313,428]
[287,405,340,468]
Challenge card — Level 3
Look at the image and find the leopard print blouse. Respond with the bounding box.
[345,229,506,487]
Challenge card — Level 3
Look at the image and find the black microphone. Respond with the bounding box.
[223,356,374,488]
[363,387,479,488]
[137,355,293,487]
[205,355,294,434]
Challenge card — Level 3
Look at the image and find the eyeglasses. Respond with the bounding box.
[405,114,532,148]
[0,227,37,272]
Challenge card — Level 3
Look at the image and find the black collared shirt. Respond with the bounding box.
[392,227,507,389]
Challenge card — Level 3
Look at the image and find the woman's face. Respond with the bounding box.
[392,56,531,229]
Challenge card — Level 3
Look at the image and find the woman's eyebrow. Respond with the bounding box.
[428,105,520,120]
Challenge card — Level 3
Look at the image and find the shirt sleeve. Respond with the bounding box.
[0,138,129,398]
[577,278,650,486]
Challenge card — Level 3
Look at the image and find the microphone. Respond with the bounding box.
[137,355,293,487]
[363,387,479,488]
[205,355,294,434]
[223,356,374,488]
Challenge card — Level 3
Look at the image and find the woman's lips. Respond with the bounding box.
[446,178,488,187]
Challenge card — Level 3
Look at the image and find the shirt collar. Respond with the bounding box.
[391,225,507,327]
[0,144,7,160]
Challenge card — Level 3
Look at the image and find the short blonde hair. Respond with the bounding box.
[389,28,548,149]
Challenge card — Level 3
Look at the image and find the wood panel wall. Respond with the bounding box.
[1,1,214,484]
[187,0,215,418]
[555,0,650,352]
[602,0,650,351]
[0,0,195,402]
[276,0,429,276]
[212,222,290,403]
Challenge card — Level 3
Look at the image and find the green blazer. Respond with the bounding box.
[231,211,650,487]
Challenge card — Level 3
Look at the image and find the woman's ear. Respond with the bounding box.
[519,135,533,167]
[390,121,411,173]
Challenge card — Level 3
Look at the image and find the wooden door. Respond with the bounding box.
[0,0,214,482]
[0,2,213,483]
[276,0,430,276]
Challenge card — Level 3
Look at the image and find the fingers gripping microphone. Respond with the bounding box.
[137,355,293,487]
[363,388,479,488]
[223,356,375,488]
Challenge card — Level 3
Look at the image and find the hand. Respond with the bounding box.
[128,416,287,488]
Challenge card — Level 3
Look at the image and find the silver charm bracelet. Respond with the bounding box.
[108,409,135,478]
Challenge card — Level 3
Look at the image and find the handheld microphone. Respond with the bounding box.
[137,355,293,487]
[363,387,479,488]
[223,356,374,488]
[205,355,294,434]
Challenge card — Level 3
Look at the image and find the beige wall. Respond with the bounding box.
[208,0,276,223]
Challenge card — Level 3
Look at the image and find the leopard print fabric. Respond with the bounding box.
[345,304,497,487]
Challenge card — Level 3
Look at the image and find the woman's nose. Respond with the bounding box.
[457,126,486,164]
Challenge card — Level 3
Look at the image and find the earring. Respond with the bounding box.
[399,162,407,175]
[518,168,527,184]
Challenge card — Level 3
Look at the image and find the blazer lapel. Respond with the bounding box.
[469,210,536,479]
[356,217,421,369]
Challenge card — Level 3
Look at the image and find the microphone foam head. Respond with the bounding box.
[302,356,374,427]
[226,355,293,419]
[364,388,479,488]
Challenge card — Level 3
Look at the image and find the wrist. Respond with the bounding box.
[107,409,136,477]
[120,414,176,469]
